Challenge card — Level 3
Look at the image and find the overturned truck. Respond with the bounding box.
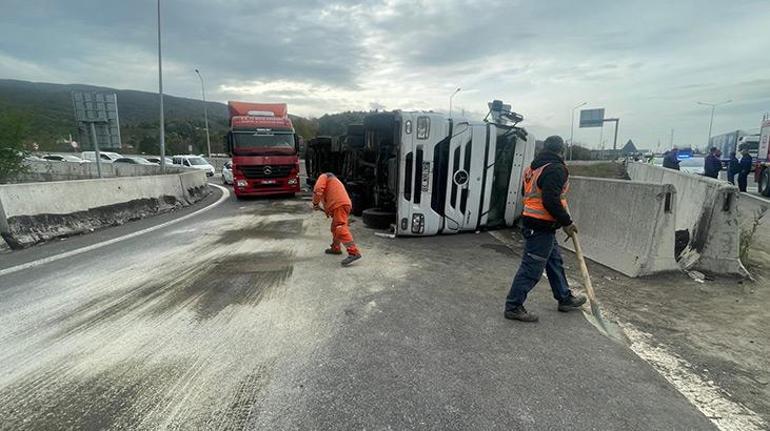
[306,101,536,236]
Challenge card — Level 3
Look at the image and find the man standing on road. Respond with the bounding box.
[704,147,722,179]
[738,148,753,192]
[504,136,587,322]
[663,148,680,170]
[727,151,740,185]
[313,173,362,266]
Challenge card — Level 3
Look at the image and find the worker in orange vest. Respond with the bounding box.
[312,173,362,266]
[504,136,586,322]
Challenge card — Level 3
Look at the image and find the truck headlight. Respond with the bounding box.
[288,178,298,185]
[411,213,425,234]
[416,116,430,140]
[236,180,248,187]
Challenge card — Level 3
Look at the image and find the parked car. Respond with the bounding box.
[81,151,123,163]
[222,160,233,184]
[42,154,90,163]
[172,155,215,176]
[144,156,174,165]
[113,156,155,165]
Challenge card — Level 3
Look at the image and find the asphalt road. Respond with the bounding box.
[0,185,716,430]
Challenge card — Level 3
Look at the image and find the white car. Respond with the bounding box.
[43,154,91,163]
[222,160,233,184]
[678,157,705,175]
[81,151,123,163]
[144,156,174,165]
[113,156,156,165]
[172,155,215,177]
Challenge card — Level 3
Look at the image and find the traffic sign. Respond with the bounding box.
[579,108,605,128]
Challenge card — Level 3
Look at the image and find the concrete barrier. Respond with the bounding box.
[7,161,188,183]
[627,162,746,276]
[562,176,680,277]
[0,170,208,249]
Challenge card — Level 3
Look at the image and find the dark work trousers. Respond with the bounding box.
[505,227,572,310]
[738,173,749,192]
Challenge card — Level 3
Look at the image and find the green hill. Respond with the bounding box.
[0,79,377,155]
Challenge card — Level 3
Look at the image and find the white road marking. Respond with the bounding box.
[0,184,230,278]
[623,324,767,431]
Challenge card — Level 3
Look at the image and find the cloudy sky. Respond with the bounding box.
[2,0,769,149]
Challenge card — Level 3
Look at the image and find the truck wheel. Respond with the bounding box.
[362,208,396,230]
[760,169,770,197]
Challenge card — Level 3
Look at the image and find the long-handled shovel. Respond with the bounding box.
[570,232,628,343]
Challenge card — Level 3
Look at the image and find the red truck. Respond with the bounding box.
[226,101,301,198]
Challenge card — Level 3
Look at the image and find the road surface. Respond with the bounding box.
[0,185,716,430]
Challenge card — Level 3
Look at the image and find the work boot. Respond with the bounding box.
[504,306,539,323]
[558,294,587,312]
[325,248,343,255]
[341,254,362,267]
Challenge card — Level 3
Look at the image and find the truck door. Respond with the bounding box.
[441,123,486,233]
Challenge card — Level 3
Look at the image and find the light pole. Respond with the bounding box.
[569,101,587,160]
[449,88,461,118]
[697,99,731,149]
[195,69,212,158]
[157,0,166,172]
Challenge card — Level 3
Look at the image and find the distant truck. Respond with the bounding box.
[226,102,301,198]
[709,130,758,163]
[754,117,770,196]
[306,100,535,236]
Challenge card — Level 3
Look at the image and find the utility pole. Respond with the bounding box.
[569,101,587,160]
[697,99,731,149]
[195,69,212,158]
[449,88,461,118]
[157,0,166,172]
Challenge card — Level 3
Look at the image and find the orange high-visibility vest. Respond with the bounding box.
[522,163,569,222]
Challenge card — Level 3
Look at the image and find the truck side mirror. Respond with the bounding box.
[294,135,300,154]
[226,132,233,155]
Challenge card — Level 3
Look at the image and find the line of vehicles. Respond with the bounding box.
[28,151,216,176]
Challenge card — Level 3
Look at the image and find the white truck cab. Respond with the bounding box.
[393,111,534,236]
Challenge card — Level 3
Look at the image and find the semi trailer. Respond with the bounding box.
[306,100,536,236]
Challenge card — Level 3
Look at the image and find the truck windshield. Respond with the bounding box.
[233,133,294,149]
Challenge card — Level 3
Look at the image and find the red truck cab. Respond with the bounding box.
[227,101,301,198]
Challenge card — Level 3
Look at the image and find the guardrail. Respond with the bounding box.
[5,161,189,183]
[627,162,746,276]
[0,170,209,249]
[563,176,680,277]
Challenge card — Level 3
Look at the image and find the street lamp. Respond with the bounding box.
[449,88,461,118]
[157,0,166,172]
[195,69,212,158]
[697,99,732,149]
[569,101,587,160]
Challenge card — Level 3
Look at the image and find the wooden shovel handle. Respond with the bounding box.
[570,233,598,304]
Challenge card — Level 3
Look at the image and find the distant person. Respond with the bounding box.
[727,151,740,185]
[312,173,362,266]
[504,135,586,323]
[704,147,722,179]
[738,148,753,192]
[662,148,680,170]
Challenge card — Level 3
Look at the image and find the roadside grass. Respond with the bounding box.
[740,206,768,267]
